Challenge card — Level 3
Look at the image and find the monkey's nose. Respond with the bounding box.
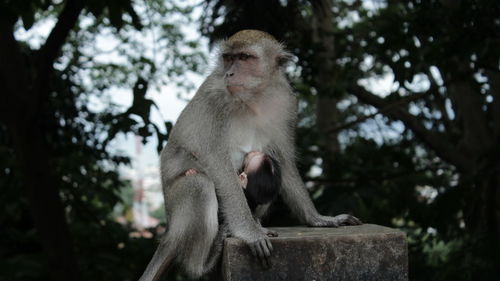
[225,72,234,77]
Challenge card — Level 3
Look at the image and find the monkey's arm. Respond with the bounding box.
[203,151,257,232]
[277,143,362,227]
[200,147,274,265]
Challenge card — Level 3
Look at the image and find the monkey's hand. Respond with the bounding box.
[237,230,273,268]
[239,172,248,189]
[307,214,362,227]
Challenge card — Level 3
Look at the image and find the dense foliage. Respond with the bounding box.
[0,0,202,280]
[1,0,498,281]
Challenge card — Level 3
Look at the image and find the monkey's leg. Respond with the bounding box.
[170,173,220,278]
[138,235,175,281]
[203,222,230,274]
[139,173,219,281]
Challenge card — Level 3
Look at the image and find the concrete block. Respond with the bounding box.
[221,224,408,281]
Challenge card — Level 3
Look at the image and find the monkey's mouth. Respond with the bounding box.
[226,84,244,94]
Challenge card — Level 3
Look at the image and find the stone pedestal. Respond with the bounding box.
[221,224,408,281]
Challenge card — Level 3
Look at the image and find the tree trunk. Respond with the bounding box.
[465,176,498,237]
[0,17,81,281]
[444,66,499,241]
[311,0,341,175]
[460,168,500,279]
[7,103,81,281]
[0,1,85,278]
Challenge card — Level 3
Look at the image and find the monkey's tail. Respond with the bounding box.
[138,238,176,281]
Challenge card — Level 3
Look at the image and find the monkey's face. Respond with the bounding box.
[222,45,269,98]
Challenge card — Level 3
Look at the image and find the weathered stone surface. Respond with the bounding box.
[221,224,408,281]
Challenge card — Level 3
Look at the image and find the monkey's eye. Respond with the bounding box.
[239,53,251,61]
[222,54,233,62]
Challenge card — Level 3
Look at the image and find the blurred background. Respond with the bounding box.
[0,0,499,280]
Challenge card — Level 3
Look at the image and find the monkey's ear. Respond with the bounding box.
[277,51,293,67]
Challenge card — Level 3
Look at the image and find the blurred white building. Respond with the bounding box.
[121,136,163,229]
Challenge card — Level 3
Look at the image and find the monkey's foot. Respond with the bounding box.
[184,168,198,176]
[308,214,363,227]
[261,227,278,237]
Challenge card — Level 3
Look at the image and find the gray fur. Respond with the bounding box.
[139,33,361,281]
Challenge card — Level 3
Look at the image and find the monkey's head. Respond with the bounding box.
[240,151,281,210]
[219,30,292,100]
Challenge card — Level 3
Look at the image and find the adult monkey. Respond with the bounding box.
[139,30,362,281]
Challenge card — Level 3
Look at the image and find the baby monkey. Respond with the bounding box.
[238,151,281,237]
[238,152,280,209]
[239,151,281,237]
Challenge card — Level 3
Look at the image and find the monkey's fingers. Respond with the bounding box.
[349,216,363,225]
[250,242,266,267]
[332,214,362,226]
[249,239,273,268]
[249,243,257,257]
[325,220,340,227]
[254,242,265,259]
[184,168,198,176]
[260,239,272,257]
[257,240,272,268]
[310,215,362,227]
[239,173,248,188]
[265,238,274,252]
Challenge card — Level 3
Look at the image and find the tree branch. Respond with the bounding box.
[34,0,85,117]
[0,20,30,123]
[426,68,454,131]
[445,74,493,150]
[38,0,85,70]
[349,84,471,171]
[327,90,431,134]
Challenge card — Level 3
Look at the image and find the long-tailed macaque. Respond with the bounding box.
[138,30,362,281]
